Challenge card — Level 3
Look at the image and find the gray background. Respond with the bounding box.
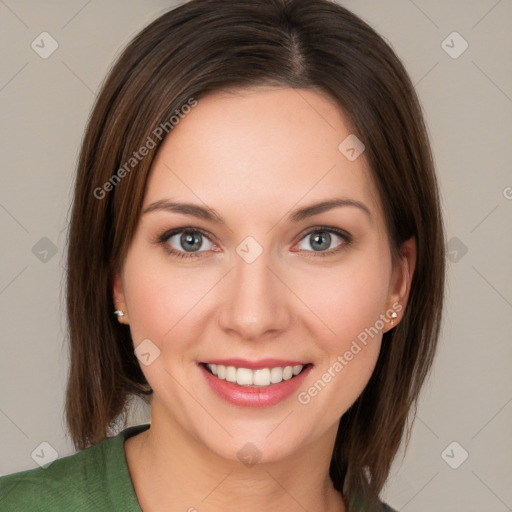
[1,1,511,510]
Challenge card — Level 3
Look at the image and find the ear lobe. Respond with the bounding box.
[112,271,129,324]
[385,237,416,331]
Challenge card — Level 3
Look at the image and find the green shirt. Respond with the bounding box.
[0,423,397,511]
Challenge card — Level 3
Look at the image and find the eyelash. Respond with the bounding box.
[155,226,352,260]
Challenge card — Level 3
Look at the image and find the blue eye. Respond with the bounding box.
[156,226,351,260]
[159,229,214,259]
[296,229,349,255]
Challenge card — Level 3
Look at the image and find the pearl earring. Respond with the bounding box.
[114,309,126,324]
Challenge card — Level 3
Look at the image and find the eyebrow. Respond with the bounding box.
[142,198,372,224]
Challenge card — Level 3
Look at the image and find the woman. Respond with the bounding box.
[0,0,445,510]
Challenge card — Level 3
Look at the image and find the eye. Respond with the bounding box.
[156,226,351,260]
[158,228,216,259]
[295,228,351,256]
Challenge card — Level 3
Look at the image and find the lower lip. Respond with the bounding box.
[199,364,313,408]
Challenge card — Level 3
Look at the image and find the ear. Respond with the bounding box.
[112,270,129,324]
[384,236,416,331]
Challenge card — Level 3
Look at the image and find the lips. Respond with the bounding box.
[198,359,313,408]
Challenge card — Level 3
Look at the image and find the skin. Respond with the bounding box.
[114,86,416,512]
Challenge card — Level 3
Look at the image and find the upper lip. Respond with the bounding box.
[200,358,311,370]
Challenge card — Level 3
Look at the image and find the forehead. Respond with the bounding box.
[144,86,383,226]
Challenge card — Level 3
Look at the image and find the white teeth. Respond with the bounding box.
[282,366,293,380]
[217,365,226,379]
[253,368,270,386]
[270,367,283,383]
[206,363,305,387]
[225,366,237,383]
[236,367,253,385]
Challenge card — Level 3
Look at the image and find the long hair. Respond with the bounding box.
[65,1,445,508]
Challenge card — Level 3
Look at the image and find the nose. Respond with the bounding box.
[218,248,293,341]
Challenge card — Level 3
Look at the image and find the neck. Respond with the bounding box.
[124,400,346,512]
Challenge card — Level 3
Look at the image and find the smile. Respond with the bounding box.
[204,363,306,387]
[199,360,313,407]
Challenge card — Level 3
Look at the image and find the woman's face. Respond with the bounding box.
[114,86,412,463]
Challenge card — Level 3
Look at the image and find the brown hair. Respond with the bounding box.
[65,0,445,508]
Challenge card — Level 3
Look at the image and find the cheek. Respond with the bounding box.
[122,244,216,344]
[290,247,391,413]
[121,259,214,396]
[295,268,388,421]
[291,250,392,346]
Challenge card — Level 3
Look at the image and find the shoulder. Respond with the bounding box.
[0,424,149,512]
[0,436,113,511]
